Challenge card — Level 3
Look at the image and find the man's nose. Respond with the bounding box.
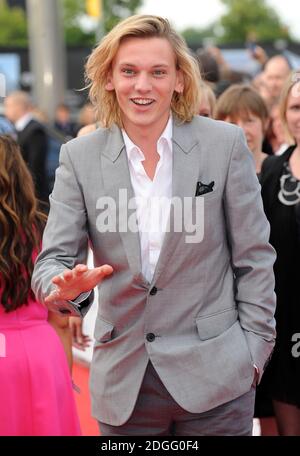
[135,72,152,92]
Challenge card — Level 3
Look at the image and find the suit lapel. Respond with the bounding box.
[151,118,203,284]
[100,119,204,285]
[100,126,145,283]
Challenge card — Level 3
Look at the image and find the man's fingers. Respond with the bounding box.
[63,269,73,281]
[48,265,113,304]
[74,264,88,274]
[52,266,88,286]
[97,264,114,278]
[52,275,65,286]
[91,265,113,286]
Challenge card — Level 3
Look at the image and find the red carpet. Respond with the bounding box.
[73,362,100,436]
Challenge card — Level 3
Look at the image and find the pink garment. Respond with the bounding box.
[0,296,81,436]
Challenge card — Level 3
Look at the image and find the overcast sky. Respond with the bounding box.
[138,0,300,40]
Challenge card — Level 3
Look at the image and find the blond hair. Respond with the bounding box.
[85,15,201,128]
[279,71,300,144]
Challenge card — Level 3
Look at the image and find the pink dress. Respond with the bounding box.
[0,296,81,436]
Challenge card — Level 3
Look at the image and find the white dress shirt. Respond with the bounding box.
[122,116,173,283]
[15,112,34,132]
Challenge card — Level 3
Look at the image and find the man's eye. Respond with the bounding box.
[122,69,135,75]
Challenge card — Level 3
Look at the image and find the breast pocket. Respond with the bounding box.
[196,191,219,202]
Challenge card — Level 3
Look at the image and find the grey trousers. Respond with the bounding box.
[99,362,256,436]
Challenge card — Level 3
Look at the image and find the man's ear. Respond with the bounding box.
[175,69,184,94]
[105,72,114,91]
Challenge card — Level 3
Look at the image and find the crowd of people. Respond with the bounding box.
[0,13,300,436]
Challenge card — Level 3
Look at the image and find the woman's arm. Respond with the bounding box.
[47,311,73,372]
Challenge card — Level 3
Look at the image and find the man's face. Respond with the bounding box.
[264,59,290,100]
[56,107,70,124]
[106,37,183,135]
[4,96,25,123]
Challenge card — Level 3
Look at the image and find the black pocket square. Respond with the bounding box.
[195,181,215,196]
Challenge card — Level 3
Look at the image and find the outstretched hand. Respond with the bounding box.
[45,264,113,304]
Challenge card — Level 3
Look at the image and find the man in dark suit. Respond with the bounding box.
[4,91,49,204]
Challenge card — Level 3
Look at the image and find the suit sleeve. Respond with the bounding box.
[32,143,93,317]
[224,128,276,382]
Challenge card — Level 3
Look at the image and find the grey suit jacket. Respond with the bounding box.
[32,115,276,426]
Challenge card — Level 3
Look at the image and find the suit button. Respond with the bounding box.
[150,286,157,296]
[59,308,71,314]
[146,333,155,342]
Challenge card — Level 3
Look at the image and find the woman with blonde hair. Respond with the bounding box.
[0,135,81,436]
[260,72,300,435]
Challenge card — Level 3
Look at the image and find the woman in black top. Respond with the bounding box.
[260,72,300,435]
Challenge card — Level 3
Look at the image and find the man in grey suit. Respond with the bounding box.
[32,15,276,436]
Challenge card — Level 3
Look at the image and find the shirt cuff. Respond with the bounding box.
[69,291,91,307]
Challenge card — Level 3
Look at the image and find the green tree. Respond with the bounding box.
[182,25,217,49]
[219,0,291,44]
[62,0,143,45]
[0,0,27,46]
[62,0,95,45]
[0,0,143,47]
[103,0,141,33]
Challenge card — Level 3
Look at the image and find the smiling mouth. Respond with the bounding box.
[131,98,155,106]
